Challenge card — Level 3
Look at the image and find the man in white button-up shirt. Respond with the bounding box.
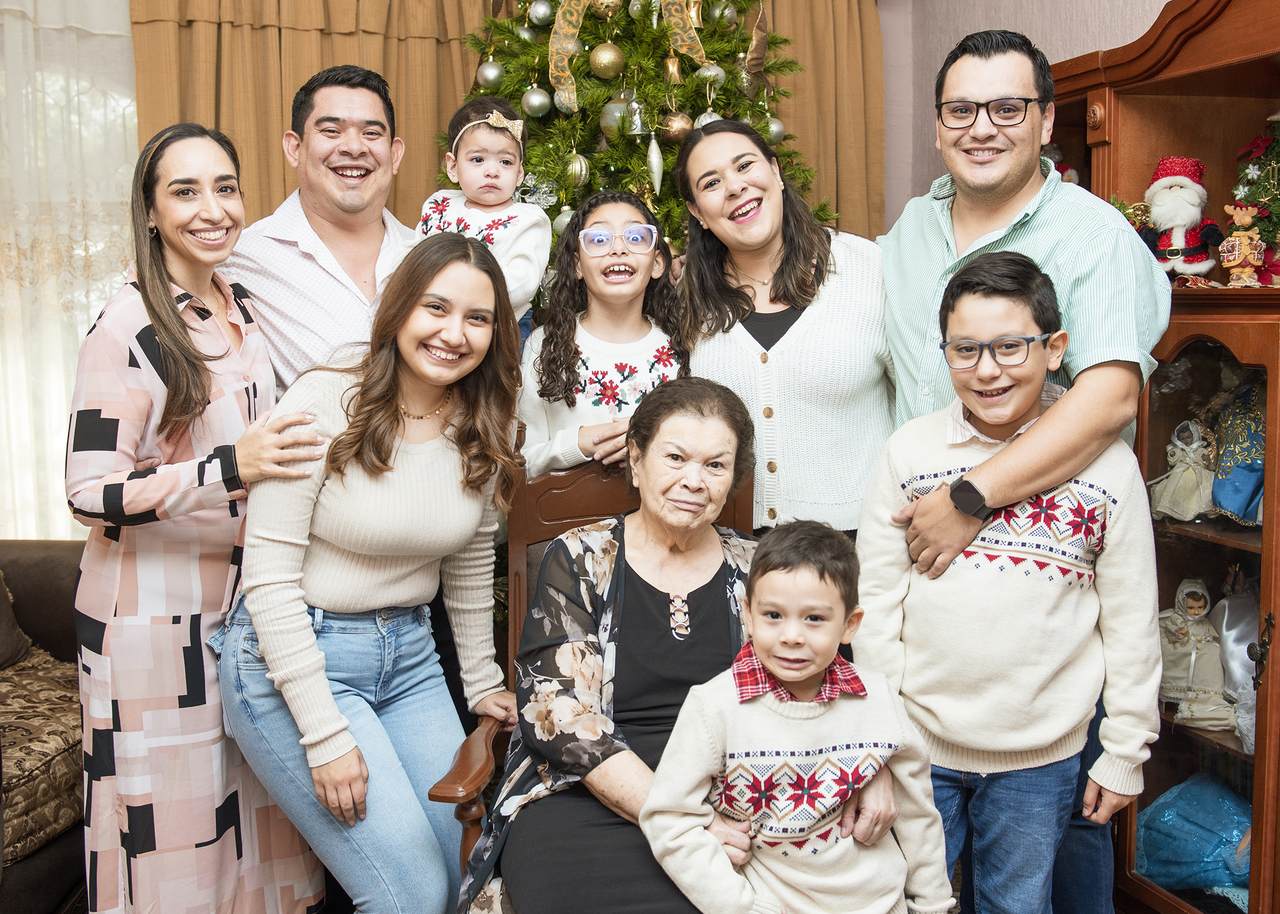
[223,65,417,392]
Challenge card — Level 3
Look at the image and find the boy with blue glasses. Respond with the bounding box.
[854,251,1161,913]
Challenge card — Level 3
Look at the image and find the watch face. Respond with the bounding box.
[951,480,986,516]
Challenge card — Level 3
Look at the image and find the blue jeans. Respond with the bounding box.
[213,596,465,914]
[1052,700,1114,913]
[933,755,1079,914]
[517,310,534,357]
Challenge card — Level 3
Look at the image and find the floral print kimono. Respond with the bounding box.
[460,515,756,912]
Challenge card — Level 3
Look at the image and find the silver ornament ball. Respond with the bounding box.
[693,108,723,128]
[554,87,577,114]
[552,206,576,235]
[628,0,644,18]
[528,0,556,26]
[763,116,786,145]
[515,24,538,42]
[695,64,727,89]
[476,59,505,89]
[717,3,738,27]
[521,87,552,118]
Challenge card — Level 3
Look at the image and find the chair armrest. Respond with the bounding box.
[429,715,503,805]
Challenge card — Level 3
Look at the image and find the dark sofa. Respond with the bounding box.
[0,539,89,914]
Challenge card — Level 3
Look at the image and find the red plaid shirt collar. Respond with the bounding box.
[731,641,866,704]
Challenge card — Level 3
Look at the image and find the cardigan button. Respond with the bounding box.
[767,461,777,473]
[763,407,773,418]
[760,352,768,363]
[767,508,777,520]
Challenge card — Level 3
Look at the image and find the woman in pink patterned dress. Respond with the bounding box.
[65,123,326,913]
[516,191,692,477]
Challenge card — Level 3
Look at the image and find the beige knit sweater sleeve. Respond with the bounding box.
[640,689,785,914]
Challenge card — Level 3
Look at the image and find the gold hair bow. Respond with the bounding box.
[452,110,525,155]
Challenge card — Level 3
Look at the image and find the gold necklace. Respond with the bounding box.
[398,386,452,420]
[730,261,774,287]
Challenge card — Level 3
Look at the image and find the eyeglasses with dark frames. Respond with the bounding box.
[577,224,659,256]
[935,97,1041,130]
[940,333,1054,370]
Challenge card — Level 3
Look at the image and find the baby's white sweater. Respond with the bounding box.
[853,405,1162,795]
[517,320,677,477]
[641,667,953,914]
[241,370,505,767]
[417,189,552,320]
[690,232,895,529]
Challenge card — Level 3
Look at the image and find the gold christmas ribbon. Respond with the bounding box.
[745,5,769,93]
[549,0,709,113]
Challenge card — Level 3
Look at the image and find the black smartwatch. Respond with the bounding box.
[949,477,995,522]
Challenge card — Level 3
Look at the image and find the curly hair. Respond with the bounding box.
[535,190,692,407]
[672,119,832,340]
[324,233,522,511]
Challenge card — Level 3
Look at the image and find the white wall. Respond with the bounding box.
[882,0,1167,231]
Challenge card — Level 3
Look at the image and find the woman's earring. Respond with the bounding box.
[147,225,157,237]
[699,221,707,229]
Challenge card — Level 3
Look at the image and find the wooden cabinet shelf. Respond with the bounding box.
[1053,2,1280,911]
[1159,708,1253,761]
[1155,518,1263,553]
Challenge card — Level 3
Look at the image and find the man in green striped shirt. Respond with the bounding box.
[879,30,1169,576]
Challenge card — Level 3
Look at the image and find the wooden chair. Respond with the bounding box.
[428,438,754,871]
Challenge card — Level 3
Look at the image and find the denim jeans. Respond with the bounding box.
[213,596,465,914]
[517,310,534,357]
[932,755,1079,914]
[1052,700,1114,913]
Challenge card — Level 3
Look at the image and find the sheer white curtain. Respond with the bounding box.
[0,0,137,539]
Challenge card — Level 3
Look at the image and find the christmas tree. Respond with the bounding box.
[457,0,831,250]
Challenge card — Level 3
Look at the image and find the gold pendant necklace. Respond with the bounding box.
[398,386,452,420]
[730,261,774,287]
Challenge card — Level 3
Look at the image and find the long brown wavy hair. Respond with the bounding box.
[536,190,691,407]
[324,233,521,511]
[672,119,833,341]
[131,123,240,438]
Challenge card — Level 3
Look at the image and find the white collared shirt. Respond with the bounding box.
[945,382,1067,445]
[222,191,418,391]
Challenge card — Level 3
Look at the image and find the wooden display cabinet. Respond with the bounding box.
[1053,1,1280,911]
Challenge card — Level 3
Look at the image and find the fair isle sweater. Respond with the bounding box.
[690,232,895,530]
[517,320,678,477]
[241,369,505,767]
[640,666,953,914]
[852,396,1161,795]
[417,189,552,321]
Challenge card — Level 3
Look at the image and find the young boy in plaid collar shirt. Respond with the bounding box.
[640,522,952,914]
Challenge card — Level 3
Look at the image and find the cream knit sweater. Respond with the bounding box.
[241,369,505,767]
[640,667,954,914]
[517,320,677,477]
[690,232,895,530]
[853,404,1161,795]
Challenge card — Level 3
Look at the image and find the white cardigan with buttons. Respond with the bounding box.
[690,232,895,530]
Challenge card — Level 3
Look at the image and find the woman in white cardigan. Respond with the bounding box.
[674,120,895,535]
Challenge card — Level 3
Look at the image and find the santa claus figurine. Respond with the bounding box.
[1139,156,1226,288]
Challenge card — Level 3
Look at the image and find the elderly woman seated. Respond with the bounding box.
[460,377,896,914]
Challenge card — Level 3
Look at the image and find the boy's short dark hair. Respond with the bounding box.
[447,97,528,159]
[934,30,1054,111]
[748,521,859,618]
[939,251,1061,338]
[292,65,396,139]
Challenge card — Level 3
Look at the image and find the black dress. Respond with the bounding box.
[501,560,737,914]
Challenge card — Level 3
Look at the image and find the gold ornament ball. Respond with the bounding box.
[566,152,590,188]
[589,42,625,79]
[590,0,624,17]
[660,112,694,144]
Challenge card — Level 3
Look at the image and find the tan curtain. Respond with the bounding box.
[130,0,490,227]
[768,0,883,238]
[129,0,882,236]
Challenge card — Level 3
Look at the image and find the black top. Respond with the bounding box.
[613,559,738,768]
[741,306,803,350]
